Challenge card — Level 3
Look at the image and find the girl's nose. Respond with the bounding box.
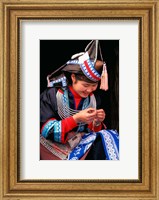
[86,88,93,93]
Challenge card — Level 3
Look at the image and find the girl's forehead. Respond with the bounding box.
[78,80,98,86]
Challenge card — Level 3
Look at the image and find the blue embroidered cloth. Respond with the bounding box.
[68,130,119,160]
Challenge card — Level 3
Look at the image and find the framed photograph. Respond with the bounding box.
[0,0,159,199]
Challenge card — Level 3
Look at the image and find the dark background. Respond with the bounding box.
[40,40,119,132]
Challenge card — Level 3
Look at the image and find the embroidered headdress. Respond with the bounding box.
[47,40,108,91]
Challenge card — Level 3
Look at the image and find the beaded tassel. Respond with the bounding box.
[100,63,108,91]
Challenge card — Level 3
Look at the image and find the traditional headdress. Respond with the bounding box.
[47,40,108,91]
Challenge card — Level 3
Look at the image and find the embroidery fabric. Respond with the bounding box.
[66,51,101,82]
[67,133,97,160]
[99,130,119,160]
[68,130,119,160]
[41,119,57,138]
[53,121,62,142]
[41,119,62,143]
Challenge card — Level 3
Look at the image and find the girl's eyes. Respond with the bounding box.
[83,84,97,87]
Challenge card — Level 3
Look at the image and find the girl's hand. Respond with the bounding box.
[93,109,106,126]
[73,108,97,124]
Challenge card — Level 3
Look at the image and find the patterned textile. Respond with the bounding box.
[99,130,119,160]
[67,52,101,82]
[81,59,101,82]
[41,119,57,138]
[53,121,62,142]
[68,130,119,160]
[48,76,67,87]
[41,119,62,143]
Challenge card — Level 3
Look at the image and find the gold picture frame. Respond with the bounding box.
[0,0,159,199]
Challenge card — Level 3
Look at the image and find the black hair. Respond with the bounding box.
[74,74,98,84]
[64,72,99,85]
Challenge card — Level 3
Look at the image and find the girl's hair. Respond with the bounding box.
[64,72,98,85]
[74,74,98,83]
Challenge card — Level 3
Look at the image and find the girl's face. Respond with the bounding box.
[71,74,98,98]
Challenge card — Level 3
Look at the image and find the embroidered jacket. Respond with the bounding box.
[40,86,103,144]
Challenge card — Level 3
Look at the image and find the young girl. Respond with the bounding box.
[40,40,119,160]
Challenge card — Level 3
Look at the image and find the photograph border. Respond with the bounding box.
[0,0,158,199]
